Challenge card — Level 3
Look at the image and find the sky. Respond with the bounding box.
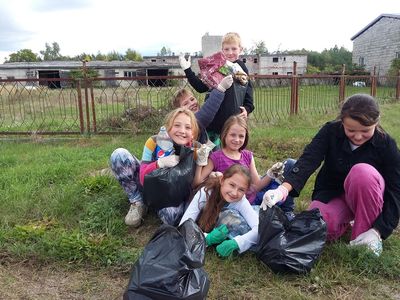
[0,0,399,63]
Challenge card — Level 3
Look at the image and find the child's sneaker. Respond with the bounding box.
[125,202,146,227]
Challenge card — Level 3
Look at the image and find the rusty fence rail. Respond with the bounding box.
[0,73,399,135]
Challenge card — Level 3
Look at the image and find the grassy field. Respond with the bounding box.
[0,103,400,299]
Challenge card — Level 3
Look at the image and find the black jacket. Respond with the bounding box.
[184,59,254,133]
[285,120,400,239]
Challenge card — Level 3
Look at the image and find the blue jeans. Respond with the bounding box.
[253,158,297,214]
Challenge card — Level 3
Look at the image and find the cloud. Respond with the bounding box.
[31,0,91,12]
[0,7,33,51]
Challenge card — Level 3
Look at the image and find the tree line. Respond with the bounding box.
[4,41,400,75]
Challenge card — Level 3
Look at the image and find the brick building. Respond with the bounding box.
[351,14,400,75]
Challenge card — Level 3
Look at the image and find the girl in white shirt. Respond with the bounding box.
[180,164,258,257]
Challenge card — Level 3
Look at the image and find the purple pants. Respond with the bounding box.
[309,163,384,241]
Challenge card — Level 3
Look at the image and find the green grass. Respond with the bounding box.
[0,103,400,298]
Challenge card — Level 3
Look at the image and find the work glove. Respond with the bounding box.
[349,228,382,256]
[179,53,191,70]
[216,239,239,258]
[195,143,214,166]
[260,185,289,211]
[210,171,223,178]
[217,75,233,92]
[205,224,229,246]
[266,161,285,184]
[157,155,179,168]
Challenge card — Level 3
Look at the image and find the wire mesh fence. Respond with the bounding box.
[0,74,399,135]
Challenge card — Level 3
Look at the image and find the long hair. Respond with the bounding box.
[197,164,251,232]
[164,107,199,141]
[338,93,385,135]
[220,115,249,151]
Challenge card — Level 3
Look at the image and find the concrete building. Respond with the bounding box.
[351,14,400,75]
[0,32,307,86]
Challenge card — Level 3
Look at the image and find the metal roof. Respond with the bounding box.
[351,14,400,41]
[0,60,179,70]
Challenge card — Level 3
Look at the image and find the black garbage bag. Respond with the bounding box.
[257,206,327,274]
[123,219,210,300]
[143,145,196,210]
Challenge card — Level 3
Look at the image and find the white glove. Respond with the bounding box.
[349,228,382,256]
[179,53,191,70]
[196,144,213,166]
[260,185,289,210]
[210,171,223,178]
[266,162,285,183]
[157,155,180,168]
[217,75,233,92]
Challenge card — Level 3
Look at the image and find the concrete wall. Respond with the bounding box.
[201,34,223,57]
[352,17,400,75]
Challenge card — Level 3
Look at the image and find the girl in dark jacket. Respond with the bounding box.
[261,94,400,256]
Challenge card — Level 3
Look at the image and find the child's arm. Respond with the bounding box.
[179,188,205,226]
[192,159,215,188]
[248,157,272,192]
[195,89,225,129]
[184,68,210,93]
[231,198,259,253]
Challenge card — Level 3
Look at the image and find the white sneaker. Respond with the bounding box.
[125,202,146,227]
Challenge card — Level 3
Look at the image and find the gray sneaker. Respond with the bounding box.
[125,202,146,227]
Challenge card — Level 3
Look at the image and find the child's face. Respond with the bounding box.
[224,123,246,151]
[168,113,194,145]
[222,42,242,62]
[220,173,249,203]
[180,94,199,113]
[342,117,376,146]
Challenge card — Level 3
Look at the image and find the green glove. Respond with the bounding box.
[205,224,229,246]
[216,239,239,257]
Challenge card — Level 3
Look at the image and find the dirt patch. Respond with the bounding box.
[0,262,129,300]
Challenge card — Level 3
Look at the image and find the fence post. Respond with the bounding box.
[371,66,377,97]
[82,60,91,134]
[396,70,400,100]
[76,80,85,134]
[290,61,298,115]
[339,64,346,104]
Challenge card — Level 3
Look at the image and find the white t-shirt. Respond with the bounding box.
[179,187,259,253]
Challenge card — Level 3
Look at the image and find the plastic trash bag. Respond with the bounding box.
[198,51,248,89]
[143,145,196,210]
[123,219,210,300]
[257,206,327,274]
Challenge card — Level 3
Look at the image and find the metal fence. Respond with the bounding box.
[1,72,399,135]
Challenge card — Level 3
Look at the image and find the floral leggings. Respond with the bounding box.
[110,148,184,226]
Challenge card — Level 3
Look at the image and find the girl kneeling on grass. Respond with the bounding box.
[261,94,400,256]
[110,108,199,228]
[179,164,258,257]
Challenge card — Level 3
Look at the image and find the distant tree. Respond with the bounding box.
[250,41,268,55]
[158,46,172,56]
[40,42,63,61]
[5,49,41,62]
[106,51,124,61]
[125,48,142,61]
[94,51,107,61]
[306,65,321,74]
[72,53,95,61]
[388,58,400,76]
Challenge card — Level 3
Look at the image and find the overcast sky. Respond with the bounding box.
[0,0,398,63]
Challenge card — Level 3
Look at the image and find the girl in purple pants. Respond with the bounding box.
[261,94,400,256]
